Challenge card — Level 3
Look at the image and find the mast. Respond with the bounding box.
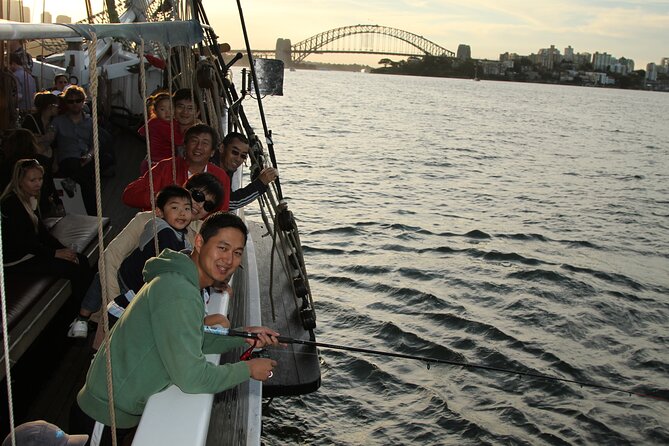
[104,0,119,23]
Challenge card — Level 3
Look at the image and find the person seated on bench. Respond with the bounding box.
[1,159,92,333]
[106,185,193,326]
[51,86,114,215]
[0,128,61,217]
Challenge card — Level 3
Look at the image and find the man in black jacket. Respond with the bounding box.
[219,132,278,210]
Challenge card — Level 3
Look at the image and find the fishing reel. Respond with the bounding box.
[292,276,316,330]
[299,300,317,331]
[277,201,295,232]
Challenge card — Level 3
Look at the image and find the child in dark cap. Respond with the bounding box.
[2,420,87,446]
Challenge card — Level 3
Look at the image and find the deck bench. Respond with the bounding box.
[1,214,111,379]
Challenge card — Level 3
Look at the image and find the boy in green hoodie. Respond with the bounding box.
[72,212,279,444]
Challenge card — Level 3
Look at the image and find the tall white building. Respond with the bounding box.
[564,46,574,62]
[646,63,658,81]
[592,52,614,71]
[8,0,30,22]
[537,45,561,69]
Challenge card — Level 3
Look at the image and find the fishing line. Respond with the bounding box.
[205,327,667,402]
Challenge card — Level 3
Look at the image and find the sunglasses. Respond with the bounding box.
[189,188,216,213]
[66,98,84,104]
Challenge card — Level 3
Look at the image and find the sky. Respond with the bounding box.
[21,0,669,68]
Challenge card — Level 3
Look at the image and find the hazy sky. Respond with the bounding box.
[208,0,669,67]
[28,0,669,67]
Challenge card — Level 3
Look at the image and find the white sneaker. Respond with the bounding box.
[67,319,88,338]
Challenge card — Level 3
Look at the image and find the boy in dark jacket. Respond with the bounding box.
[106,185,192,326]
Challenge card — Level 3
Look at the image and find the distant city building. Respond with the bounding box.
[592,52,615,71]
[612,57,634,75]
[499,52,520,62]
[456,44,471,60]
[537,45,561,69]
[55,15,72,24]
[481,60,502,76]
[646,63,658,81]
[9,0,30,21]
[41,11,52,23]
[660,58,669,73]
[574,52,591,67]
[564,45,574,62]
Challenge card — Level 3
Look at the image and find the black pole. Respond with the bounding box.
[235,0,283,199]
[223,329,666,402]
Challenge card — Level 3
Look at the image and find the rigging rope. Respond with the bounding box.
[168,46,176,183]
[138,38,160,256]
[0,200,17,446]
[88,31,118,446]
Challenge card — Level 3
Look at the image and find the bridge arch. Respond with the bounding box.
[290,24,454,63]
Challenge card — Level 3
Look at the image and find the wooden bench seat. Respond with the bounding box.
[1,214,111,379]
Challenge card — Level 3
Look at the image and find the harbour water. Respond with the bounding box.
[244,70,669,445]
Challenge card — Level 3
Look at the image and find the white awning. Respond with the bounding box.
[0,20,204,46]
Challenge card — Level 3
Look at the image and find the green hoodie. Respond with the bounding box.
[77,249,249,428]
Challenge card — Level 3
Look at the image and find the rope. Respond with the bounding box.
[88,31,118,446]
[40,0,46,89]
[203,89,218,136]
[168,46,176,183]
[139,38,160,255]
[0,206,17,446]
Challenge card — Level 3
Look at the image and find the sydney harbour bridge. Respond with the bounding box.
[246,24,455,65]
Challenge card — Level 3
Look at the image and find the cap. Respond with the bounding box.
[2,421,88,446]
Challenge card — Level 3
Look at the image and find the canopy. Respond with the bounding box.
[0,20,204,46]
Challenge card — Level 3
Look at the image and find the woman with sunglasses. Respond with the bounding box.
[1,159,92,315]
[50,85,97,215]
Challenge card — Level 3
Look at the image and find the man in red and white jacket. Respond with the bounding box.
[123,124,231,211]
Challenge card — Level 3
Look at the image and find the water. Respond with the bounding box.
[244,70,669,445]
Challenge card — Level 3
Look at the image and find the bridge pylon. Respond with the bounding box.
[275,38,292,67]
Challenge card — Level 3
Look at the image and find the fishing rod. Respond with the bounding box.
[204,326,667,402]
